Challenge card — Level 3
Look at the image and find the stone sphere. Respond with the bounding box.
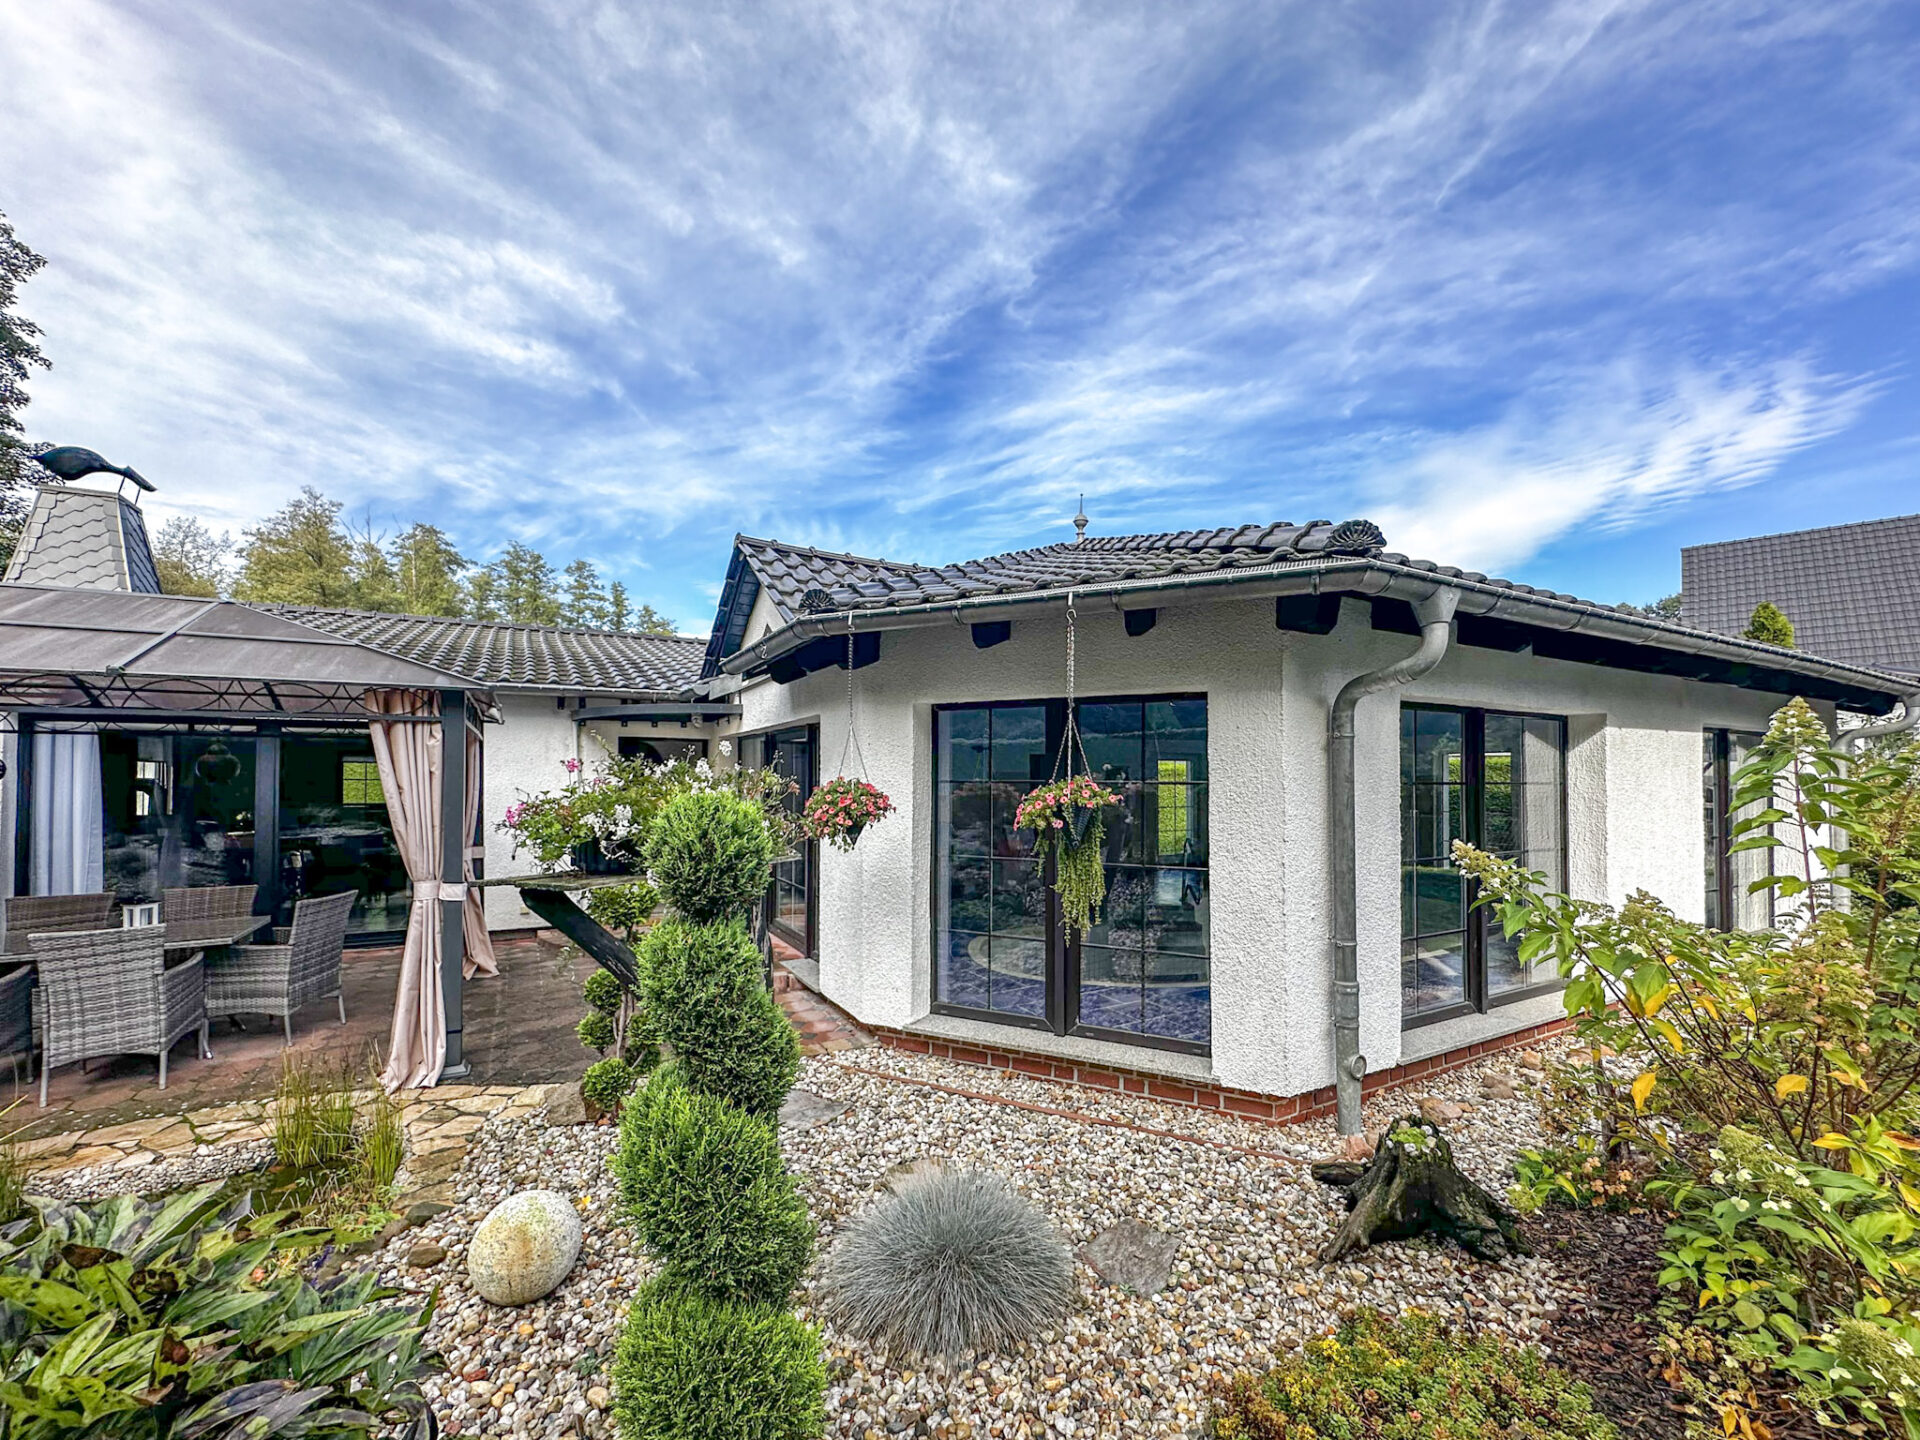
[466,1189,583,1306]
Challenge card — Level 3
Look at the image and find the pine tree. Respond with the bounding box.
[231,487,358,606]
[345,515,401,612]
[563,558,609,628]
[465,563,502,622]
[487,542,562,626]
[628,602,678,637]
[607,580,632,632]
[1743,600,1796,649]
[391,523,470,616]
[152,516,230,597]
[1621,593,1682,621]
[0,210,51,570]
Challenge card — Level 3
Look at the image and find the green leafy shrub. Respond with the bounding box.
[583,1056,639,1113]
[1742,600,1796,648]
[1509,1136,1647,1214]
[645,790,777,924]
[1457,700,1920,1432]
[612,1066,813,1307]
[1207,1309,1615,1439]
[0,1184,435,1439]
[611,1277,824,1440]
[587,880,659,941]
[584,966,627,1014]
[638,918,799,1118]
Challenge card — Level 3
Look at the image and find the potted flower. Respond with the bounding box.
[802,776,896,851]
[1016,774,1121,938]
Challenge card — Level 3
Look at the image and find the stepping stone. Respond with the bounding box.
[1079,1220,1182,1296]
[778,1089,850,1131]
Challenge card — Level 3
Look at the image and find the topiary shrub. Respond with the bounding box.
[821,1168,1076,1361]
[613,1065,813,1307]
[612,1276,824,1440]
[645,789,776,923]
[638,917,799,1118]
[1208,1309,1615,1439]
[582,1056,638,1114]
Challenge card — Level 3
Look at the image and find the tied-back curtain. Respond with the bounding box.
[366,690,448,1090]
[31,731,104,895]
[462,725,497,978]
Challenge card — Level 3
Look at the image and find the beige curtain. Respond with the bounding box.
[368,689,450,1090]
[464,725,498,978]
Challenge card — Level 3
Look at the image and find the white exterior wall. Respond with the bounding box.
[733,592,1807,1100]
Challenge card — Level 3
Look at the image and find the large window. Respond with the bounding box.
[1704,728,1774,932]
[934,696,1210,1052]
[1401,706,1567,1026]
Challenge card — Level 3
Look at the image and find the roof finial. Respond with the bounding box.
[1073,494,1088,543]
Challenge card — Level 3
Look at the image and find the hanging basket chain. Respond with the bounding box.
[1050,590,1092,782]
[835,608,873,781]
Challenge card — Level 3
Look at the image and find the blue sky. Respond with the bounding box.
[3,0,1917,633]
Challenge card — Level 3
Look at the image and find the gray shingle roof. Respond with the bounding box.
[262,606,706,693]
[1682,515,1920,676]
[2,486,162,593]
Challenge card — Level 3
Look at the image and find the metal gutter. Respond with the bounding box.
[718,556,1911,707]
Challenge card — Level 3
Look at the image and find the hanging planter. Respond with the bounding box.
[802,613,896,853]
[1019,776,1120,939]
[802,776,896,851]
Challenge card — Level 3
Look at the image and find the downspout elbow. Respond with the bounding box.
[1328,589,1458,1139]
[1840,694,1920,754]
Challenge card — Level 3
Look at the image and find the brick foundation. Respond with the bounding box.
[870,1015,1572,1126]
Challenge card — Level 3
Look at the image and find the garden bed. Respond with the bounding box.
[369,1046,1601,1439]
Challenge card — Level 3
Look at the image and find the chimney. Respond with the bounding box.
[3,482,162,593]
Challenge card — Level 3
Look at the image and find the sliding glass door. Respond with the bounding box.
[934,696,1211,1054]
[278,733,411,941]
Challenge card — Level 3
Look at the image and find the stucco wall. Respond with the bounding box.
[732,595,1799,1098]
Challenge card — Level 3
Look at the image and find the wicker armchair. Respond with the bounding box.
[0,966,31,1087]
[2,893,115,953]
[206,890,355,1044]
[162,885,259,925]
[31,927,210,1106]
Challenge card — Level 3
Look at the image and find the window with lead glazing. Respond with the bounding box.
[1400,705,1566,1026]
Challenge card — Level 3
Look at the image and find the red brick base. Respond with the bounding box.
[869,1016,1572,1126]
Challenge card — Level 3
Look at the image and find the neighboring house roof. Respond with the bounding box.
[1681,514,1920,676]
[2,485,162,593]
[265,606,707,694]
[708,521,1916,714]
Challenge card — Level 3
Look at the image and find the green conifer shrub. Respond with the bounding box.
[612,1278,824,1440]
[638,917,800,1117]
[644,789,776,923]
[1742,599,1796,648]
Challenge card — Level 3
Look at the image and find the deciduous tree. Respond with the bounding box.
[152,516,229,597]
[0,210,50,570]
[390,523,470,617]
[231,487,358,606]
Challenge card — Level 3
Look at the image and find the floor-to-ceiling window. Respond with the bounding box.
[278,732,411,940]
[934,696,1210,1053]
[1401,705,1567,1026]
[1704,728,1774,932]
[739,727,816,956]
[100,731,258,901]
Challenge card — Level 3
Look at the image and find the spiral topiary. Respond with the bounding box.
[614,1065,813,1307]
[821,1168,1076,1361]
[644,789,776,923]
[638,917,799,1117]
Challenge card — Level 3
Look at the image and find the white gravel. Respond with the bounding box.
[26,1138,275,1203]
[361,1042,1584,1440]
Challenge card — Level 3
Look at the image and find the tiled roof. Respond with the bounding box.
[1683,515,1920,676]
[261,606,706,693]
[2,486,162,593]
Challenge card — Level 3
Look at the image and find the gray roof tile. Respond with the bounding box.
[2,487,162,593]
[261,606,706,693]
[1682,515,1920,675]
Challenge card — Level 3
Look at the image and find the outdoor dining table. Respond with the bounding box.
[0,915,267,962]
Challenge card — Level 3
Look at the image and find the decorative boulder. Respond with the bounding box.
[466,1190,583,1305]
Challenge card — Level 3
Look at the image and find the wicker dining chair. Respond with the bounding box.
[205,890,355,1045]
[161,885,259,925]
[0,966,32,1088]
[31,927,211,1106]
[2,892,115,951]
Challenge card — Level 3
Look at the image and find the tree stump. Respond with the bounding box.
[1315,1116,1525,1264]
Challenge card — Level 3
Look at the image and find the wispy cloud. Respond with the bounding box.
[1,0,1916,625]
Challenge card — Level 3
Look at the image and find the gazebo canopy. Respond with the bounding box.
[0,584,487,719]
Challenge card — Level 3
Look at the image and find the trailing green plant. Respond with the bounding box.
[638,918,799,1118]
[0,1183,436,1439]
[610,1276,824,1440]
[645,789,779,924]
[1207,1308,1615,1439]
[583,1056,639,1113]
[612,1065,813,1307]
[1016,774,1121,939]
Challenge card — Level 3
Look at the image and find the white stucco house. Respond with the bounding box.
[693,520,1917,1125]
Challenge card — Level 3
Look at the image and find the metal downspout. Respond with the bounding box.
[1329,588,1459,1137]
[1839,694,1920,754]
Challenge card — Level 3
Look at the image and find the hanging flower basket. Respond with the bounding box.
[1017,775,1121,939]
[802,776,896,852]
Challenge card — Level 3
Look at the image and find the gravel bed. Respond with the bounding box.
[25,1138,275,1203]
[374,1046,1587,1439]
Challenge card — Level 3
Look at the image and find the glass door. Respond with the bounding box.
[763,727,816,956]
[99,731,258,905]
[278,733,410,942]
